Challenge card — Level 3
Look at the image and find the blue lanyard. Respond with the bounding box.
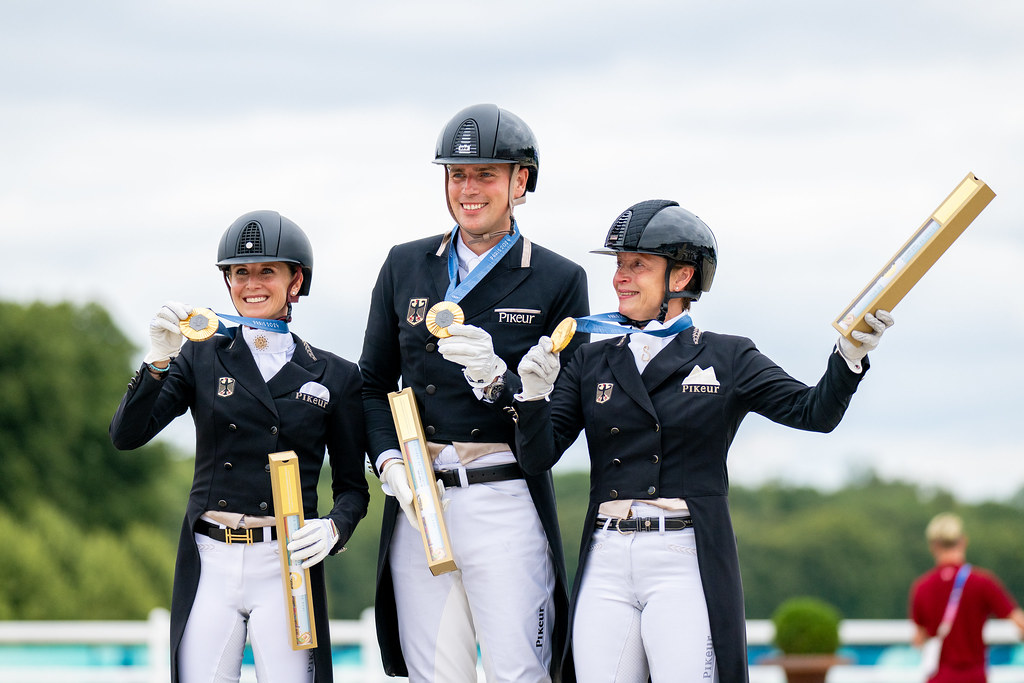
[574,312,693,338]
[444,222,521,303]
[214,312,289,335]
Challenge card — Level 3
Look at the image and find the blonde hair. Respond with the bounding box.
[926,512,964,548]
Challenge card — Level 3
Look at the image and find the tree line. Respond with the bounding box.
[2,300,1022,621]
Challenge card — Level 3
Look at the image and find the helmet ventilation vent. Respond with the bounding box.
[452,120,479,156]
[607,210,632,247]
[237,221,264,255]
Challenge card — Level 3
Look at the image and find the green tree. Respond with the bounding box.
[0,301,183,531]
[0,300,187,618]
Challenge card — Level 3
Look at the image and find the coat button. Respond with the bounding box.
[426,384,436,395]
[470,428,481,439]
[647,486,656,495]
[270,426,278,435]
[228,423,237,431]
[259,502,268,511]
[612,458,622,466]
[651,454,660,463]
[426,425,435,436]
[425,343,436,352]
[610,427,620,435]
[217,499,227,508]
[223,462,232,470]
[609,489,619,499]
[265,464,271,472]
[654,423,660,432]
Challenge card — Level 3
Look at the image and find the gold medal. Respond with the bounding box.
[549,317,577,353]
[180,307,219,342]
[425,301,464,338]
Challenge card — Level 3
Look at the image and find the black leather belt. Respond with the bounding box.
[196,519,277,544]
[596,516,694,533]
[434,462,525,488]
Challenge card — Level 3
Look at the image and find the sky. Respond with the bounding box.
[2,0,1022,502]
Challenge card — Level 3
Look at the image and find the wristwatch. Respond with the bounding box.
[480,374,506,404]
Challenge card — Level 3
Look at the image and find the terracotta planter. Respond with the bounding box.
[759,654,850,683]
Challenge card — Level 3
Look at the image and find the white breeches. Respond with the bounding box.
[572,523,719,683]
[179,533,315,683]
[389,478,555,683]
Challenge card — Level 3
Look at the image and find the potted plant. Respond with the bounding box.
[760,596,850,683]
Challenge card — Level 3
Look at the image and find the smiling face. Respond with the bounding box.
[446,163,529,250]
[613,253,695,321]
[227,261,301,320]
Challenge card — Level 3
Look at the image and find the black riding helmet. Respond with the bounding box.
[216,210,313,296]
[434,103,540,192]
[593,199,718,321]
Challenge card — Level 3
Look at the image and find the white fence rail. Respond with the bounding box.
[1,609,1022,682]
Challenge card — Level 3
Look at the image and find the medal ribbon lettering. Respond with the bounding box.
[444,221,521,303]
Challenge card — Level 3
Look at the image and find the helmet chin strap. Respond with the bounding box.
[462,220,513,245]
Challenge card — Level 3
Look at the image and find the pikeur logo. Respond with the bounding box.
[535,606,545,648]
[495,308,541,325]
[295,392,328,408]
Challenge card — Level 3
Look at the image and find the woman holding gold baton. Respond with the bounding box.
[495,199,893,682]
[110,210,369,683]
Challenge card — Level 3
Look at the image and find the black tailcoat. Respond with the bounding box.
[110,331,370,683]
[359,230,589,681]
[515,328,869,682]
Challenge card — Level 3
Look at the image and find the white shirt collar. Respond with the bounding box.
[241,326,294,354]
[455,232,494,279]
[628,311,692,373]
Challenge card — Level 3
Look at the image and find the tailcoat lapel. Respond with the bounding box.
[266,335,327,398]
[217,333,278,417]
[605,337,659,420]
[427,233,530,319]
[641,328,705,393]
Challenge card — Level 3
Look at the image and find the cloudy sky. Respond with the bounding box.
[3,0,1021,502]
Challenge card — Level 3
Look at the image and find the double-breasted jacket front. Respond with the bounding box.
[515,327,869,683]
[110,330,369,683]
[359,230,589,680]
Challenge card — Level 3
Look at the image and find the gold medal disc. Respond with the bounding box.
[425,301,465,338]
[549,317,577,353]
[180,307,220,342]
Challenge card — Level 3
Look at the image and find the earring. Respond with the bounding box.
[291,290,298,295]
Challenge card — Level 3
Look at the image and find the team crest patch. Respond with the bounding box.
[596,382,614,404]
[217,377,235,397]
[407,298,428,325]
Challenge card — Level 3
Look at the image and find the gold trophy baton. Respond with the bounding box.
[268,451,318,650]
[833,173,995,343]
[549,317,577,353]
[179,307,220,342]
[425,301,464,338]
[387,388,457,575]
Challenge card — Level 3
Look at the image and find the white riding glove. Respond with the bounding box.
[837,310,894,371]
[287,518,340,569]
[145,300,189,364]
[516,338,561,401]
[438,323,507,387]
[381,459,418,529]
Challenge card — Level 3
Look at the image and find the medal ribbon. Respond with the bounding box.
[213,312,289,334]
[574,312,693,338]
[444,221,521,303]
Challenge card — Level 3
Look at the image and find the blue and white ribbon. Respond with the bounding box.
[574,312,693,338]
[444,221,521,303]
